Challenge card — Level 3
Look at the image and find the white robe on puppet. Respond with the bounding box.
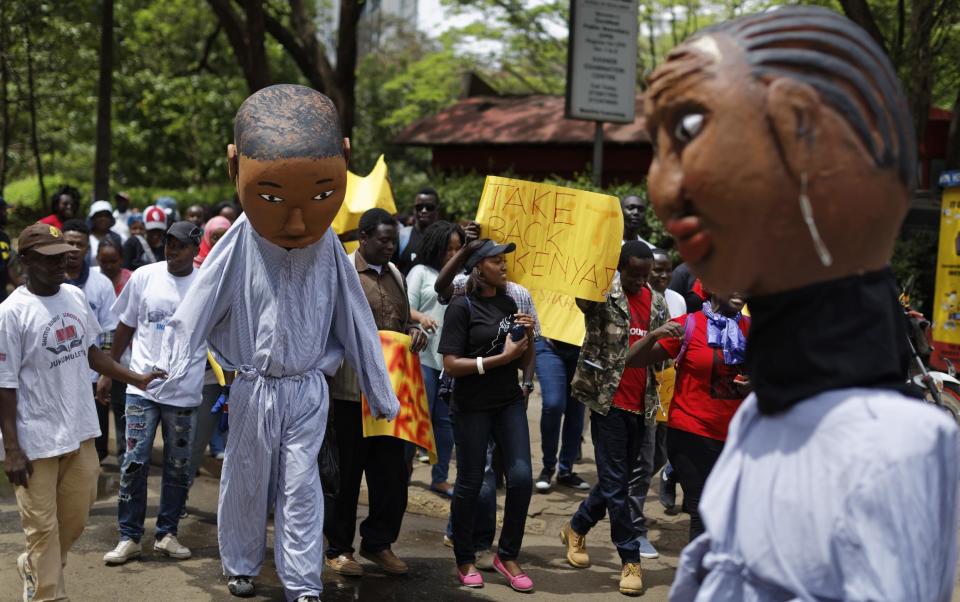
[150,213,398,600]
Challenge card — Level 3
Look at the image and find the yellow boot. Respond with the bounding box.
[620,562,644,596]
[559,522,590,568]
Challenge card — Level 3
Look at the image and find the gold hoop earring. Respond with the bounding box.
[799,172,833,268]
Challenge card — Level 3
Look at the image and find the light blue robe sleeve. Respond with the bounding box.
[330,238,400,420]
[149,223,240,400]
[836,420,960,602]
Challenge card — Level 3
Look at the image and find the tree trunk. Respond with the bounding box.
[207,0,270,92]
[838,0,888,54]
[945,86,960,170]
[646,7,657,67]
[24,22,44,206]
[335,0,361,140]
[93,0,114,201]
[0,0,9,190]
[905,0,938,152]
[243,0,269,91]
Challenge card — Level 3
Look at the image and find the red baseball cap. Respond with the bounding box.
[144,206,167,231]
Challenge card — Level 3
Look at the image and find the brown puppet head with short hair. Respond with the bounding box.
[227,84,351,248]
[644,7,915,296]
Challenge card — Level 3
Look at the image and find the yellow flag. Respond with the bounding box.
[207,351,226,387]
[361,331,437,463]
[332,155,397,235]
[474,176,624,345]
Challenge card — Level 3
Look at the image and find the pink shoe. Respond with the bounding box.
[493,555,534,593]
[457,566,484,588]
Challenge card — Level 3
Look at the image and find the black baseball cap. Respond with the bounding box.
[464,239,516,272]
[165,221,202,246]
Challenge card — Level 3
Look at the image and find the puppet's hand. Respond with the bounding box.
[375,395,401,421]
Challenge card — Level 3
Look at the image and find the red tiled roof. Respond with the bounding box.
[394,95,649,146]
[929,107,953,122]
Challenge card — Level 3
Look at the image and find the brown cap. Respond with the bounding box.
[18,223,77,256]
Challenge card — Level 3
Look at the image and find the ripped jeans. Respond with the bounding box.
[118,395,197,542]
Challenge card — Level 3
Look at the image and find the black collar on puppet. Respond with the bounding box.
[745,268,913,415]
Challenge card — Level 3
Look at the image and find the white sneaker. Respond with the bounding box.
[17,553,35,602]
[154,533,191,559]
[104,539,142,565]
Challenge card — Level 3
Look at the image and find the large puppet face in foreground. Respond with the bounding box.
[644,7,915,296]
[228,84,349,248]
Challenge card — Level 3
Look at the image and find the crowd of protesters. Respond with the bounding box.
[1,184,754,600]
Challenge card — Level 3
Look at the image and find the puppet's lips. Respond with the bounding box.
[665,214,712,265]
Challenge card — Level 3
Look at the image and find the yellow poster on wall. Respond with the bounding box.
[932,171,960,370]
[474,176,623,345]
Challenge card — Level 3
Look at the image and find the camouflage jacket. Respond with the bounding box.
[571,276,668,423]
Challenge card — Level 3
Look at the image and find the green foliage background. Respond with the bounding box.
[2,0,955,313]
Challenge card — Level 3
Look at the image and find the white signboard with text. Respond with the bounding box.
[565,0,639,123]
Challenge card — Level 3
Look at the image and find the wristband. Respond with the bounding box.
[476,356,485,375]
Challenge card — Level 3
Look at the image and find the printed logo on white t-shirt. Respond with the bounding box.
[41,313,88,367]
[146,309,172,331]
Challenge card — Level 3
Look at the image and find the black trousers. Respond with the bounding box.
[323,398,409,557]
[95,380,128,462]
[666,427,724,542]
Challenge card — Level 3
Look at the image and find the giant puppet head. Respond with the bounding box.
[644,7,915,297]
[227,84,350,248]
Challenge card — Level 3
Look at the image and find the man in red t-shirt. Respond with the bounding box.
[625,292,749,541]
[560,242,682,595]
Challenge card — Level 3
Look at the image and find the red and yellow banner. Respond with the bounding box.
[361,331,436,463]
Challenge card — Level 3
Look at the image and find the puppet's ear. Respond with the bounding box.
[342,137,351,166]
[227,144,239,182]
[767,78,821,182]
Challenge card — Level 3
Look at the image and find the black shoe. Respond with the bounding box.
[535,467,553,493]
[227,576,255,597]
[557,472,591,490]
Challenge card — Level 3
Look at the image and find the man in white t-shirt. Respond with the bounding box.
[63,219,121,462]
[0,223,163,602]
[112,191,134,242]
[650,249,687,320]
[99,221,203,566]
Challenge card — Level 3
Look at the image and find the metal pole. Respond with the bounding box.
[592,120,604,187]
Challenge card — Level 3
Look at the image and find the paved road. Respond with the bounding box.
[1,393,957,601]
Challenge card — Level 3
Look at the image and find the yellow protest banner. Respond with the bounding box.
[361,331,436,463]
[932,171,960,370]
[475,176,623,345]
[332,155,397,235]
[529,289,586,347]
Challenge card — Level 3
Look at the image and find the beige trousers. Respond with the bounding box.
[15,438,99,602]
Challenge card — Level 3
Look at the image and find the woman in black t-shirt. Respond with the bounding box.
[438,240,536,592]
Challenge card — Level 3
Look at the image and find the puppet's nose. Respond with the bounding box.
[284,208,307,236]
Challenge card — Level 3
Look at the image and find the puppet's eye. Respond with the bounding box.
[313,190,335,201]
[674,113,704,144]
[258,193,285,203]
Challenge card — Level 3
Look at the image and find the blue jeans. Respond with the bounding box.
[423,365,453,486]
[534,339,583,475]
[118,394,197,542]
[446,441,496,551]
[571,408,643,563]
[451,400,532,565]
